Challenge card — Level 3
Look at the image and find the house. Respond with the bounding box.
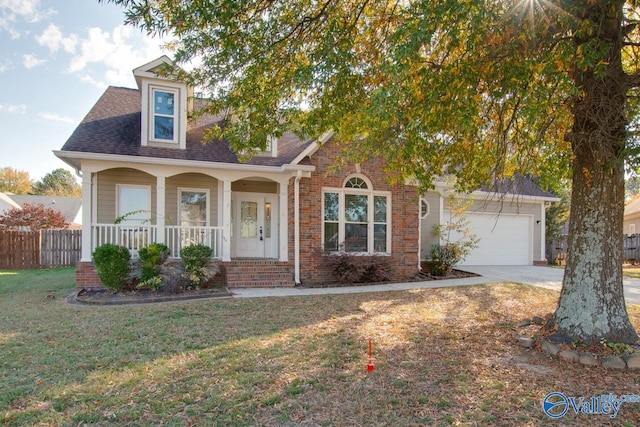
[624,197,640,235]
[0,192,82,229]
[55,56,557,290]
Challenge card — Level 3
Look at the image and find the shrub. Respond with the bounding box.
[92,244,131,290]
[324,253,393,284]
[180,244,214,288]
[429,197,479,277]
[138,243,170,281]
[429,243,464,277]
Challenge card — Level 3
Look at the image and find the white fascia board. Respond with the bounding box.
[54,150,315,176]
[438,186,560,203]
[133,55,176,89]
[289,130,334,166]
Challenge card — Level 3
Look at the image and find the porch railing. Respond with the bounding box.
[91,224,223,259]
[165,225,223,259]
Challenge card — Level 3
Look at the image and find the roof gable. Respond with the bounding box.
[58,86,315,169]
[133,55,175,90]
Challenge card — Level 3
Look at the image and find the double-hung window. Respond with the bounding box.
[152,88,177,142]
[323,176,391,254]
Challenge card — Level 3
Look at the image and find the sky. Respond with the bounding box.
[0,0,167,182]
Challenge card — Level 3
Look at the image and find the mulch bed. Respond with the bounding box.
[72,269,479,304]
[72,286,233,306]
[302,269,480,288]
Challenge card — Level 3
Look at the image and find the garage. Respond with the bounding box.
[445,211,533,266]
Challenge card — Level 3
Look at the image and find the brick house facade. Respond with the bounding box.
[290,140,419,285]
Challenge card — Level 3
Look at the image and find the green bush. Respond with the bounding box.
[138,243,170,281]
[429,243,463,277]
[92,244,131,290]
[180,244,213,288]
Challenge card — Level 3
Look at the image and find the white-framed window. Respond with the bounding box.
[179,188,209,226]
[420,198,430,219]
[117,185,151,224]
[151,86,178,142]
[322,175,391,254]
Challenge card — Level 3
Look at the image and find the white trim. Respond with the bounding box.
[419,197,430,219]
[81,172,93,261]
[55,150,315,176]
[116,184,152,224]
[178,187,211,227]
[156,176,166,244]
[321,175,392,255]
[150,86,179,144]
[540,202,546,261]
[294,171,302,283]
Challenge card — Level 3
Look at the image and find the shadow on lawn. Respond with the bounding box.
[2,270,638,426]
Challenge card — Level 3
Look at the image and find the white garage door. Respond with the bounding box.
[444,212,532,266]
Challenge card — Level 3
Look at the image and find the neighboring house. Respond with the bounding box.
[0,192,82,229]
[624,197,640,235]
[55,56,557,290]
[0,192,21,214]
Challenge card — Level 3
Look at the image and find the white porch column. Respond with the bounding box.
[279,179,289,263]
[222,180,232,261]
[81,171,93,261]
[156,176,166,244]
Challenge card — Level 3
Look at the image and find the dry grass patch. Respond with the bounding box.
[1,269,640,425]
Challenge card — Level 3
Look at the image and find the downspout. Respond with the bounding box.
[294,170,302,284]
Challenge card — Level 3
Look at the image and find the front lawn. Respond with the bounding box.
[1,269,640,426]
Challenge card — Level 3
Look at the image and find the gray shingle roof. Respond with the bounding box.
[6,194,81,224]
[60,86,314,167]
[482,174,558,199]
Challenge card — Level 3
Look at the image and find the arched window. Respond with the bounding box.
[323,174,391,254]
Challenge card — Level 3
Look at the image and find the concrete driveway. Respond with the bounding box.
[231,265,640,306]
[464,265,640,306]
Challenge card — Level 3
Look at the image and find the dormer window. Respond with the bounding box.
[135,56,188,149]
[152,88,176,141]
[150,86,178,142]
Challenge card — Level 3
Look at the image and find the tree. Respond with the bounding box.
[32,168,81,197]
[107,0,640,343]
[0,167,32,194]
[0,203,68,231]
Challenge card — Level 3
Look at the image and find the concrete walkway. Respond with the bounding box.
[230,265,640,306]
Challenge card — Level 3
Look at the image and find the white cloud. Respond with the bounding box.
[0,0,55,38]
[36,23,77,54]
[79,74,107,89]
[68,24,167,88]
[38,112,76,124]
[22,53,45,69]
[0,103,26,114]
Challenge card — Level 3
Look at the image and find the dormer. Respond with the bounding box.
[133,56,193,149]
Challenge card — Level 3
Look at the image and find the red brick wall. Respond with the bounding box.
[75,261,105,291]
[289,140,419,285]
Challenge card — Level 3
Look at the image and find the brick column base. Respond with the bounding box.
[75,261,105,291]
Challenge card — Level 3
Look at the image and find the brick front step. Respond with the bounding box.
[223,260,295,288]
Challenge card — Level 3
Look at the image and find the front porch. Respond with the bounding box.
[74,165,311,289]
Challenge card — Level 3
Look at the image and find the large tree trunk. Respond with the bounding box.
[550,0,638,344]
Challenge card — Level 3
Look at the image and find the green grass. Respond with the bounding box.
[1,268,640,426]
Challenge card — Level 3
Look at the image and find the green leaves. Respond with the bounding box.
[105,0,638,188]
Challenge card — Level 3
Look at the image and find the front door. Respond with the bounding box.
[233,194,278,258]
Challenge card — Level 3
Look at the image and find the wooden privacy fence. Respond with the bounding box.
[548,234,640,265]
[40,229,82,267]
[0,229,82,269]
[0,230,40,269]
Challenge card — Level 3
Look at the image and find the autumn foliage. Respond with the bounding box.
[0,203,68,231]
